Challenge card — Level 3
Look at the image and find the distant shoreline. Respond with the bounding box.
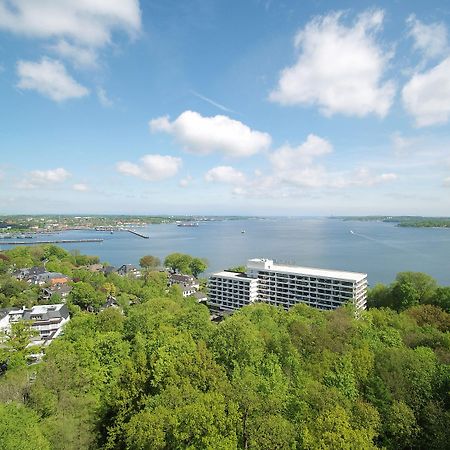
[335,216,450,228]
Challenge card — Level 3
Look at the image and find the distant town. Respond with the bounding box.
[0,214,253,237]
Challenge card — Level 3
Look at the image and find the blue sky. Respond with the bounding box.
[1,0,450,215]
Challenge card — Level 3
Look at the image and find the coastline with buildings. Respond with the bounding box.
[1,217,450,285]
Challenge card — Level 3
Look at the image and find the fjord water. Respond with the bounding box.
[2,218,450,285]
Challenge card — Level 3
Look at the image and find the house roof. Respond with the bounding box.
[170,273,196,283]
[22,304,70,321]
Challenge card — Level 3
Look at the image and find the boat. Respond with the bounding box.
[177,222,199,227]
[350,230,354,234]
[241,230,246,234]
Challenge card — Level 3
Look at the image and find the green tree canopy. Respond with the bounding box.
[139,255,161,269]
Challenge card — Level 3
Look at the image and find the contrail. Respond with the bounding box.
[190,90,236,114]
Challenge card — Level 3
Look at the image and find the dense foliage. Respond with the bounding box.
[0,246,449,449]
[368,272,450,313]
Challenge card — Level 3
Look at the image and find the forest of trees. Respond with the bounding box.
[0,245,449,449]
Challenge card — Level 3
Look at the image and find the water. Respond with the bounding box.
[1,218,449,285]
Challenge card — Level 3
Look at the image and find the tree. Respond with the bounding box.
[139,255,160,269]
[0,403,50,450]
[431,287,450,313]
[69,281,105,310]
[164,253,208,276]
[383,401,418,449]
[5,320,37,357]
[191,257,207,277]
[164,253,193,274]
[395,272,437,303]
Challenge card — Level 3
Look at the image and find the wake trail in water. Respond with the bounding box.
[349,229,433,260]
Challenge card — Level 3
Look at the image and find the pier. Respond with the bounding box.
[0,239,104,245]
[123,229,150,239]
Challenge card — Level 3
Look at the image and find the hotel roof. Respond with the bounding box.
[259,262,367,282]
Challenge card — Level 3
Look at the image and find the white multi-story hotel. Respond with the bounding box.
[208,258,367,312]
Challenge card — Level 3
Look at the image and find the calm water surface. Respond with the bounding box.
[2,218,449,285]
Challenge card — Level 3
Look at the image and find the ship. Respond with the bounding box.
[177,222,199,227]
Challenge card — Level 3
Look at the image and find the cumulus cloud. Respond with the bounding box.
[17,58,89,101]
[407,15,448,60]
[402,57,450,127]
[0,0,141,47]
[116,154,182,181]
[269,9,395,117]
[269,134,332,171]
[205,166,247,185]
[48,40,98,69]
[72,183,89,192]
[150,110,271,157]
[0,0,141,78]
[19,167,70,189]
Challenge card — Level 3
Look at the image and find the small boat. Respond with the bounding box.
[350,230,354,234]
[241,230,246,234]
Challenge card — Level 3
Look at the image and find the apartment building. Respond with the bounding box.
[208,258,367,312]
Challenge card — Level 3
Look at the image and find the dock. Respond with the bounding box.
[0,239,104,245]
[123,229,149,239]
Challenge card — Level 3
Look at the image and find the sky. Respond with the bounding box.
[1,0,450,216]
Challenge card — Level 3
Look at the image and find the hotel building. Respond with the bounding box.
[208,258,367,312]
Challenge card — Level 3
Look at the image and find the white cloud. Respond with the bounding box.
[407,15,448,60]
[269,9,395,117]
[116,154,182,181]
[1,1,141,72]
[268,135,333,188]
[205,166,246,185]
[19,167,71,189]
[231,134,397,198]
[97,87,113,107]
[73,183,89,192]
[48,40,98,69]
[150,110,271,157]
[269,134,332,171]
[402,56,450,126]
[17,58,89,101]
[0,0,141,47]
[179,175,193,188]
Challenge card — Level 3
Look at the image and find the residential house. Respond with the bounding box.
[117,264,141,277]
[101,266,116,275]
[13,266,45,281]
[0,304,70,346]
[31,272,70,286]
[41,284,72,301]
[169,273,201,298]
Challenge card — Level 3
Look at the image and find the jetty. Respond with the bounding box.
[0,239,103,245]
[123,229,149,239]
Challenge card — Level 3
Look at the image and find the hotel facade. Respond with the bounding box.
[208,258,367,312]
